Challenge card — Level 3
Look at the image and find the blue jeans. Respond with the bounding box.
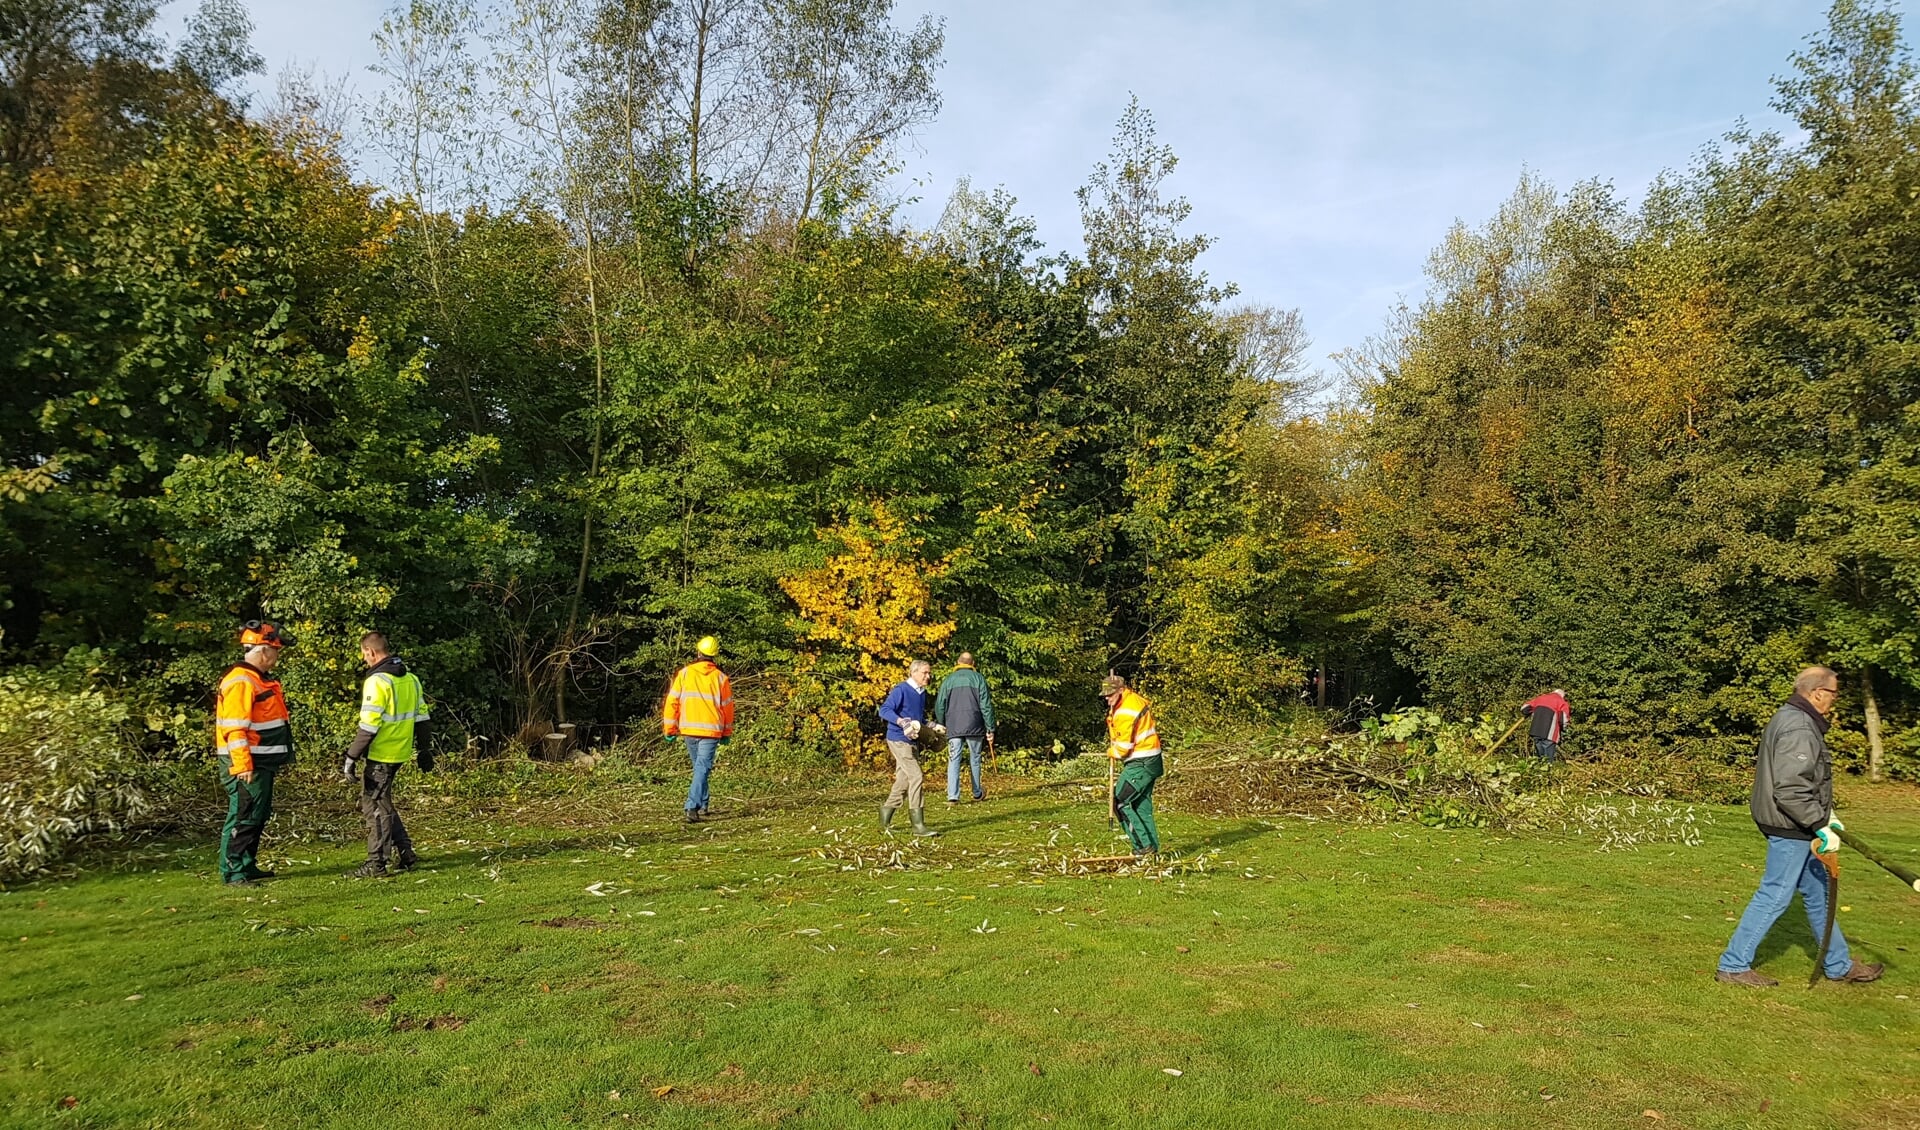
[1718,833,1852,977]
[684,737,718,812]
[946,737,984,800]
[1533,739,1560,763]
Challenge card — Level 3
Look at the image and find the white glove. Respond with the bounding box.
[902,719,921,740]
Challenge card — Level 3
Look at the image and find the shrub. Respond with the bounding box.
[0,659,150,882]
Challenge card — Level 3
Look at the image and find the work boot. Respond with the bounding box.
[1829,960,1884,983]
[394,852,418,872]
[1714,969,1779,987]
[909,808,940,837]
[880,805,897,833]
[684,809,702,825]
[223,875,258,887]
[350,860,388,879]
[241,868,276,881]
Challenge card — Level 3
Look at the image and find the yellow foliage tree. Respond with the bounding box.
[778,503,956,767]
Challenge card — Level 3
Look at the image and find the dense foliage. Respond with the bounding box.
[3,0,1918,823]
[1355,0,1920,779]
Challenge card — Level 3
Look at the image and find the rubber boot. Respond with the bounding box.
[910,808,940,837]
[880,805,897,833]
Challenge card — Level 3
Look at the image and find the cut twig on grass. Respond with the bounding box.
[533,915,607,929]
[391,1014,467,1032]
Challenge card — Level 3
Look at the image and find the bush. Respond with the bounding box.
[0,659,150,882]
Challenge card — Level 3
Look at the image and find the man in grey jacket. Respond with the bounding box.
[1716,666,1883,986]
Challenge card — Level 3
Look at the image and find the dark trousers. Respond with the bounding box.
[360,760,416,865]
[1533,739,1561,763]
[219,764,279,880]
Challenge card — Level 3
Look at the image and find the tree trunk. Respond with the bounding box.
[1863,665,1885,783]
[1316,656,1327,709]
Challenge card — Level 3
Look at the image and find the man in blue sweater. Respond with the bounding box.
[878,659,940,836]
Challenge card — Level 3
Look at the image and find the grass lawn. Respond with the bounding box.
[3,766,1918,1129]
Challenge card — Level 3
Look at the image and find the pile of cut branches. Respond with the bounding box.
[1163,708,1539,829]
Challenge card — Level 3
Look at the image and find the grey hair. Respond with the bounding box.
[1793,666,1839,695]
[908,659,931,674]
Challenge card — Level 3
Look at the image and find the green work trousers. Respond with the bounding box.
[1114,754,1164,854]
[219,763,280,881]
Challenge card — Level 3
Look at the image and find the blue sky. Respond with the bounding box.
[176,1,1899,369]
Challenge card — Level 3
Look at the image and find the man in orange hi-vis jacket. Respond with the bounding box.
[663,636,734,824]
[215,621,297,885]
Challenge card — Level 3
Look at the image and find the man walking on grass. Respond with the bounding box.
[936,652,995,804]
[1716,666,1882,986]
[214,621,297,886]
[879,659,940,837]
[341,632,434,879]
[663,636,734,824]
[1102,674,1164,857]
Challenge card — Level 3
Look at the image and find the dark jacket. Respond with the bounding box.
[934,664,995,739]
[1750,696,1831,840]
[1523,691,1569,742]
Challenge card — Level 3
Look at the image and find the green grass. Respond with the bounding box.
[3,769,1918,1129]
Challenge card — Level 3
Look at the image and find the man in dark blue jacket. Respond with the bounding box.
[936,653,995,803]
[878,659,940,836]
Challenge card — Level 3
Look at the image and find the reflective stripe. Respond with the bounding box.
[1113,709,1141,720]
[359,723,380,734]
[220,738,249,752]
[253,744,290,754]
[216,717,251,727]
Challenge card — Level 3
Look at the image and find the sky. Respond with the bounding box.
[164,0,1903,371]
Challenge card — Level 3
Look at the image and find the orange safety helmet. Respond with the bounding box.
[239,620,296,649]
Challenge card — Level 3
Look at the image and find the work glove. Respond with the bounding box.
[340,753,360,784]
[717,736,731,746]
[663,732,680,744]
[416,748,436,773]
[1813,822,1844,855]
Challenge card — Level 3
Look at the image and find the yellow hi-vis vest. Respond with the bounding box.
[358,669,429,763]
[664,660,734,738]
[1106,689,1161,761]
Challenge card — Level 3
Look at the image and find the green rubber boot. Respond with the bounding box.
[880,805,897,833]
[910,808,940,836]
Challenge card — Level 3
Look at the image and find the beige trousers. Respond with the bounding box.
[884,740,924,810]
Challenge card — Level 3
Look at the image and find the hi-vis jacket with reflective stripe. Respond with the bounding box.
[216,662,293,776]
[357,656,430,764]
[663,660,734,739]
[1106,689,1162,761]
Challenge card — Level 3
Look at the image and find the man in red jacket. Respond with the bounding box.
[1522,689,1570,762]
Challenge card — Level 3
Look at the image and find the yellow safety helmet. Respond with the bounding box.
[696,635,720,658]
